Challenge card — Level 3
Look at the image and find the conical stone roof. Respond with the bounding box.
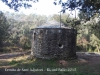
[36,20,71,29]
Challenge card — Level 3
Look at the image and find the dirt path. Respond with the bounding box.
[0,51,32,75]
[76,52,100,65]
[0,52,100,75]
[0,51,31,59]
[0,52,100,65]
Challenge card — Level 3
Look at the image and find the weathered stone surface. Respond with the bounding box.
[31,28,77,59]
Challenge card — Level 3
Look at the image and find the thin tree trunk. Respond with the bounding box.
[96,45,99,52]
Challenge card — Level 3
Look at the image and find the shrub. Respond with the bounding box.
[19,36,31,50]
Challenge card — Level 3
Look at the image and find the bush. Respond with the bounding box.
[87,44,96,52]
[20,36,31,50]
[76,45,86,51]
[23,40,31,49]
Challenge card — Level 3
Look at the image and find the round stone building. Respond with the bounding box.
[31,21,77,59]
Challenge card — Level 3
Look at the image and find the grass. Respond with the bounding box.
[0,46,27,54]
[1,45,99,75]
[5,55,100,75]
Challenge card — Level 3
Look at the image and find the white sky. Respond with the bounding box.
[0,0,79,17]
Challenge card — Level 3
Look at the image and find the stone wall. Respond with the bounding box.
[31,28,77,59]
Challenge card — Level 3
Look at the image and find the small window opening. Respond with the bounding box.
[58,43,63,49]
[34,33,36,40]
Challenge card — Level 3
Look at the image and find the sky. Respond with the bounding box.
[0,0,79,17]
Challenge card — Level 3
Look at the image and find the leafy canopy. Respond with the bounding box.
[2,0,100,14]
[0,11,9,47]
[1,0,39,11]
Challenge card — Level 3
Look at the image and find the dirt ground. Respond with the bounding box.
[0,52,100,75]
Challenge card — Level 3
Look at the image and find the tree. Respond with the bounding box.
[51,13,81,29]
[1,0,100,18]
[1,0,38,11]
[0,11,9,50]
[54,0,100,16]
[1,0,100,52]
[4,12,47,49]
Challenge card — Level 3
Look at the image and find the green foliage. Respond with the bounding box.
[50,13,81,29]
[2,0,100,18]
[89,34,100,52]
[7,57,100,75]
[51,12,100,52]
[0,11,9,50]
[1,9,100,53]
[20,36,31,49]
[3,11,47,50]
[9,60,19,65]
[54,0,100,19]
